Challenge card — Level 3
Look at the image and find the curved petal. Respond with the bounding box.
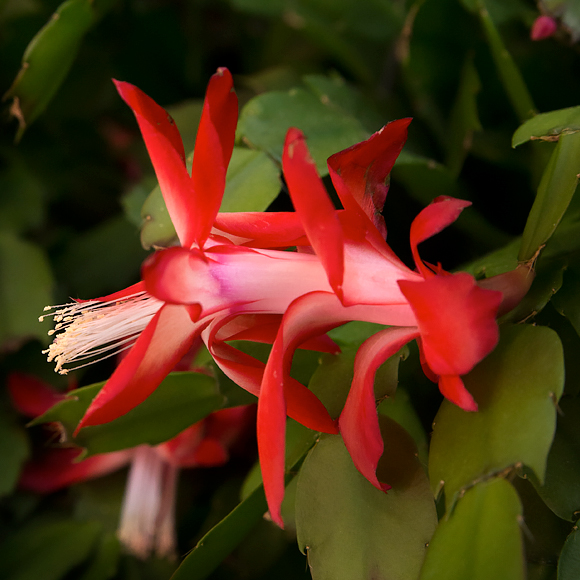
[328,118,411,239]
[114,80,194,248]
[259,291,368,527]
[214,212,309,248]
[207,332,336,433]
[409,196,471,277]
[438,374,478,411]
[339,327,419,490]
[283,128,345,299]
[7,373,66,418]
[76,304,204,431]
[190,68,238,248]
[19,447,132,494]
[398,272,501,379]
[214,313,339,353]
[142,246,221,309]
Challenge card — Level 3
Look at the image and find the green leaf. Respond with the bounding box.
[0,518,102,580]
[499,259,566,324]
[171,483,270,580]
[552,263,580,337]
[171,422,316,580]
[476,0,536,122]
[445,55,482,177]
[378,388,429,467]
[140,147,281,250]
[419,479,524,580]
[220,148,281,212]
[295,421,437,580]
[461,238,521,279]
[237,84,369,174]
[512,106,580,147]
[302,74,383,133]
[526,396,580,521]
[77,532,121,580]
[0,407,30,497]
[558,524,580,580]
[0,231,54,347]
[32,372,224,456]
[4,0,116,140]
[308,344,403,419]
[519,131,580,261]
[429,325,564,509]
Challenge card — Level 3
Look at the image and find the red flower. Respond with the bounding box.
[257,125,508,525]
[41,69,338,441]
[8,372,253,559]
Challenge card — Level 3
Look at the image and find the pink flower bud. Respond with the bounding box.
[531,15,558,41]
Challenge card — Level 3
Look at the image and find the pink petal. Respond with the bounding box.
[214,212,309,248]
[283,128,345,299]
[114,80,195,248]
[19,447,132,494]
[141,246,218,307]
[189,68,238,248]
[398,272,501,378]
[76,304,204,431]
[438,375,478,412]
[328,118,411,238]
[339,327,419,490]
[409,196,471,277]
[7,373,66,418]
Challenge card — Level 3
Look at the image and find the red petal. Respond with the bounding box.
[114,80,195,248]
[214,212,309,248]
[409,197,471,277]
[19,447,132,494]
[77,304,204,431]
[259,291,362,526]
[438,375,478,411]
[339,327,419,490]
[189,68,238,248]
[398,272,501,378]
[328,118,411,239]
[7,373,66,418]
[208,336,336,432]
[283,128,345,299]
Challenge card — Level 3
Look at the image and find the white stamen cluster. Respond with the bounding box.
[40,291,162,374]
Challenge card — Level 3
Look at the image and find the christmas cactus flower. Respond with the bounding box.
[8,372,253,559]
[257,124,530,525]
[41,68,338,440]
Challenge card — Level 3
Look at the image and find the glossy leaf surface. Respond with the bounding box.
[429,325,564,508]
[238,83,369,174]
[558,523,580,580]
[527,396,580,521]
[295,421,437,580]
[419,479,524,580]
[513,105,580,147]
[33,372,224,456]
[519,131,580,261]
